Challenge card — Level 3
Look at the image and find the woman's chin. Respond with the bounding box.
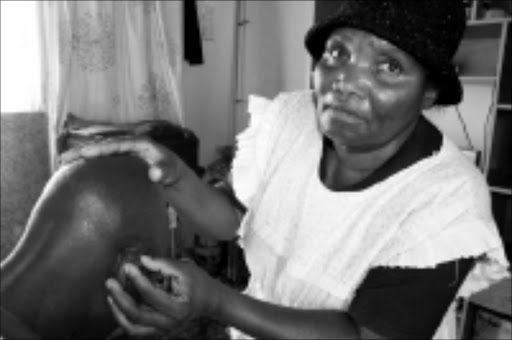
[319,111,363,134]
[319,121,361,143]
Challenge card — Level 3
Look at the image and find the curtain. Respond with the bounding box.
[40,1,184,169]
[1,1,43,113]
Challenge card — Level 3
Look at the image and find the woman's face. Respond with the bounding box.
[312,28,435,152]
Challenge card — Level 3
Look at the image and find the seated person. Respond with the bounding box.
[1,154,174,339]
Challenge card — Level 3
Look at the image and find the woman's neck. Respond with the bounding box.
[320,119,418,190]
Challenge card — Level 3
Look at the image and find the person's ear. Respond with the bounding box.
[422,85,438,109]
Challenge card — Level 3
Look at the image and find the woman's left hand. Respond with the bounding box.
[59,136,190,188]
[105,256,223,338]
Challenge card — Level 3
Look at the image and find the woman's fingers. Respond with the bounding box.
[60,137,165,165]
[121,256,219,321]
[122,262,191,319]
[139,255,183,276]
[139,256,193,297]
[107,296,157,338]
[148,166,164,183]
[106,277,178,333]
[59,137,184,185]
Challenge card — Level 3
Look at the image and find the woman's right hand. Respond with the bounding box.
[105,256,225,339]
[59,136,188,187]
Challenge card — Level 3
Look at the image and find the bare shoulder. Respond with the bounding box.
[1,156,173,339]
[44,155,166,215]
[24,155,171,249]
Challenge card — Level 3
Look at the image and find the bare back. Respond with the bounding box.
[1,155,173,339]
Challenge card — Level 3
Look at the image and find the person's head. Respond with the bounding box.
[305,0,466,151]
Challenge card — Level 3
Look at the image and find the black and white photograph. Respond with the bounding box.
[1,1,511,339]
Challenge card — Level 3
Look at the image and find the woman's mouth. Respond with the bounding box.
[324,104,363,124]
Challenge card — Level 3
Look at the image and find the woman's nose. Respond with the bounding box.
[331,63,367,99]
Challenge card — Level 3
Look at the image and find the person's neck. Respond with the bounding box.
[322,119,418,190]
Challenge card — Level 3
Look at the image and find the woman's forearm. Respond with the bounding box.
[212,283,361,339]
[164,171,242,241]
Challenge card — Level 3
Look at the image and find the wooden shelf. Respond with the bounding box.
[465,0,512,25]
[460,76,497,83]
[490,186,512,195]
[468,18,511,26]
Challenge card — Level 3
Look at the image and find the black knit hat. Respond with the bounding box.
[305,0,466,106]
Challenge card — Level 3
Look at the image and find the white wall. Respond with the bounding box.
[236,0,314,135]
[275,1,315,92]
[424,83,495,153]
[424,81,496,171]
[182,0,314,166]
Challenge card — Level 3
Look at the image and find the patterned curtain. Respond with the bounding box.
[40,1,184,169]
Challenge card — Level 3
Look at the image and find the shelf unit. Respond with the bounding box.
[456,3,511,336]
[459,75,497,83]
[457,1,512,261]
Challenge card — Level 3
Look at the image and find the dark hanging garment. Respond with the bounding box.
[184,0,204,65]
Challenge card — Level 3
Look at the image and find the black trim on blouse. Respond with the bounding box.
[322,115,443,191]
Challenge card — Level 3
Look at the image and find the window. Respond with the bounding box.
[1,1,42,113]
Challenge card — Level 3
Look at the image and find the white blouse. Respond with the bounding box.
[231,90,509,339]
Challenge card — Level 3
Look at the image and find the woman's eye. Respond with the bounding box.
[377,59,403,75]
[322,46,349,65]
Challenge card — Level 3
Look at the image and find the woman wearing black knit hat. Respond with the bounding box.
[61,1,509,339]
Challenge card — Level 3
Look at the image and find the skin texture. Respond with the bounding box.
[55,28,440,340]
[0,155,172,339]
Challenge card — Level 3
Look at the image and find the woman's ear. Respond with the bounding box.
[422,85,439,109]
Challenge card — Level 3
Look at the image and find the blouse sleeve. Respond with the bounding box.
[348,258,475,339]
[374,163,509,271]
[231,94,282,208]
